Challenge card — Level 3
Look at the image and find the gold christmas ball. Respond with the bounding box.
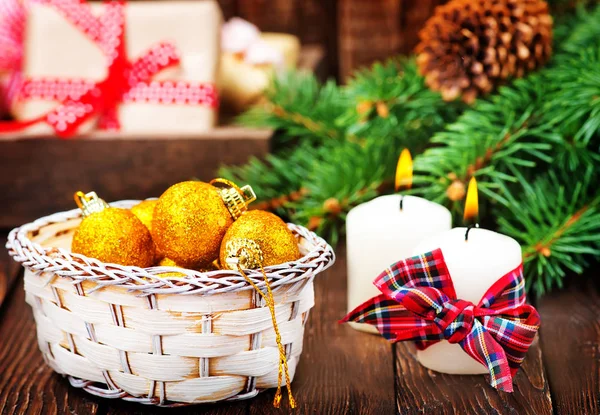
[152,181,234,268]
[155,257,220,278]
[131,199,164,260]
[155,257,186,278]
[157,257,179,267]
[220,210,300,270]
[131,200,157,232]
[72,208,155,267]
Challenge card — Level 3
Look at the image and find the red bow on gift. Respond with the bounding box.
[0,0,218,137]
[342,249,541,392]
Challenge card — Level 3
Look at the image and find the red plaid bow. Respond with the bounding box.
[341,249,540,392]
[0,0,218,137]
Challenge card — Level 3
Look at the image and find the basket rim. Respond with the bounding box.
[6,199,336,296]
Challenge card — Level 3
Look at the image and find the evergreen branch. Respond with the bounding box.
[221,5,600,296]
[236,71,347,144]
[339,59,463,151]
[497,167,600,296]
[290,138,398,245]
[555,4,600,55]
[413,9,600,214]
[540,46,600,170]
[218,142,335,218]
[412,75,552,212]
[252,187,309,211]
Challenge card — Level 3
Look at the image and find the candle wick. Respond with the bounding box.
[399,195,404,211]
[464,223,479,241]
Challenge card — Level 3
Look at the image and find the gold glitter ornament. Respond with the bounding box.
[155,257,186,278]
[220,210,299,408]
[152,180,256,268]
[71,192,155,267]
[220,210,300,270]
[131,199,164,261]
[131,200,157,232]
[156,257,220,275]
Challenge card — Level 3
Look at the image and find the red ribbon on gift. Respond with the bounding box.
[0,0,218,137]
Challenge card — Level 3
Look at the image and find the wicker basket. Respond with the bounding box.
[6,200,335,406]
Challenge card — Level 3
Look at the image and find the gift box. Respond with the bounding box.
[0,45,324,229]
[6,0,222,135]
[219,18,300,113]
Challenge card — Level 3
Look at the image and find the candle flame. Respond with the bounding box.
[463,177,479,222]
[395,149,413,191]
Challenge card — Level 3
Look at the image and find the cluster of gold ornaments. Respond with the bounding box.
[70,180,301,271]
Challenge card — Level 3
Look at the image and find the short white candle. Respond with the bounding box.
[412,227,522,374]
[346,195,452,333]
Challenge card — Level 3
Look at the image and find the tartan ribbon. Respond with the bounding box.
[0,0,218,137]
[341,249,540,392]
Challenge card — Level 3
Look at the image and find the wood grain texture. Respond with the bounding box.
[238,0,300,35]
[247,245,397,415]
[4,237,599,414]
[0,235,20,308]
[217,0,237,20]
[538,279,600,415]
[105,398,246,415]
[0,130,270,229]
[395,338,553,415]
[399,0,442,53]
[0,279,100,415]
[338,0,402,81]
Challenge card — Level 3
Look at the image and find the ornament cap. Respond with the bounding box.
[74,191,109,218]
[210,178,257,219]
[224,238,264,269]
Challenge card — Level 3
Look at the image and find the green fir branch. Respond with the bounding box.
[412,75,553,212]
[339,59,463,151]
[219,5,600,296]
[541,46,600,170]
[236,71,347,144]
[497,167,600,296]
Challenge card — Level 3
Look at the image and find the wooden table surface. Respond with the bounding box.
[1,233,599,415]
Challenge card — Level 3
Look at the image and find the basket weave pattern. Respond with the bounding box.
[7,201,335,406]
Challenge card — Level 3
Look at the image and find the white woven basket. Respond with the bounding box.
[6,200,335,407]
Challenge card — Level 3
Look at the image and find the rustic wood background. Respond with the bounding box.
[216,0,447,81]
[1,242,598,414]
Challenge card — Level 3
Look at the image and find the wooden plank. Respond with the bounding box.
[297,0,337,79]
[298,45,328,81]
[0,234,21,309]
[0,130,271,229]
[217,0,238,20]
[0,279,100,415]
[237,0,300,36]
[338,0,402,81]
[538,279,600,415]
[395,337,552,414]
[399,0,442,54]
[105,398,247,415]
[248,245,397,414]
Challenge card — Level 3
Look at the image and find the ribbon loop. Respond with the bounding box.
[434,299,476,344]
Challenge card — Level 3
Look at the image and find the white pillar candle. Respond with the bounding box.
[412,227,522,374]
[346,195,452,333]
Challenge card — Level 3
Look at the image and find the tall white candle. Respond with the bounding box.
[346,195,452,333]
[412,227,522,374]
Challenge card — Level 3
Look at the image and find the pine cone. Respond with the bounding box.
[416,0,553,103]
